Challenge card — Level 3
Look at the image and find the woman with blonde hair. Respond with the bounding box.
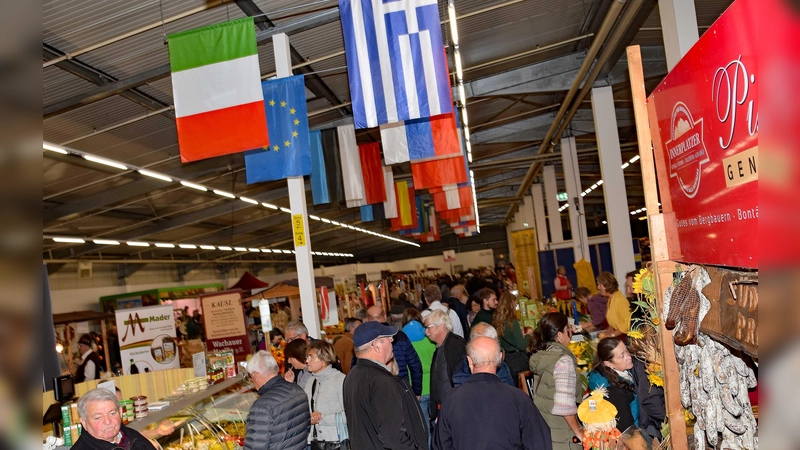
[491,292,529,382]
[303,340,348,448]
[596,271,631,339]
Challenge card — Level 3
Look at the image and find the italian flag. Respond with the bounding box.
[168,17,269,162]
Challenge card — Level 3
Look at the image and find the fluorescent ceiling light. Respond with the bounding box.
[138,170,172,182]
[234,247,247,252]
[282,249,292,254]
[213,190,235,199]
[248,248,261,252]
[309,215,321,221]
[53,237,85,244]
[181,181,207,191]
[261,249,273,253]
[83,155,128,170]
[43,143,68,154]
[179,244,197,249]
[93,239,120,245]
[199,245,216,250]
[262,203,278,210]
[321,218,331,223]
[154,243,175,248]
[280,207,292,213]
[240,197,258,205]
[218,246,233,251]
[127,241,149,247]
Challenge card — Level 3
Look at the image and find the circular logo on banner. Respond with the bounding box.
[665,102,710,198]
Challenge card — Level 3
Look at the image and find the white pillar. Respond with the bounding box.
[659,0,699,71]
[543,165,564,243]
[560,136,590,262]
[521,196,535,229]
[274,33,320,338]
[531,184,549,251]
[592,86,635,281]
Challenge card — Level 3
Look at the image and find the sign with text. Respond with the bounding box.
[115,304,180,374]
[646,0,757,268]
[292,214,306,247]
[201,291,248,361]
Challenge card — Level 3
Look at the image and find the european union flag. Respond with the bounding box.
[244,75,311,183]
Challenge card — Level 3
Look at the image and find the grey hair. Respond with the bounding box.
[450,285,466,298]
[424,284,442,304]
[354,308,368,322]
[354,342,372,356]
[285,320,308,336]
[247,350,280,376]
[344,317,361,333]
[423,309,452,331]
[77,388,120,420]
[470,322,498,340]
[466,337,503,369]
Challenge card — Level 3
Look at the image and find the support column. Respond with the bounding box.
[560,136,590,262]
[659,0,699,71]
[531,184,549,251]
[592,86,635,280]
[521,196,535,229]
[274,33,320,339]
[542,165,564,243]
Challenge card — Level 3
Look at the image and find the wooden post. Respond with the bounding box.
[66,325,74,374]
[101,320,111,374]
[627,45,688,450]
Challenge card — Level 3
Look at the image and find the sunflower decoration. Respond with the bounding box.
[578,388,622,450]
[627,267,665,390]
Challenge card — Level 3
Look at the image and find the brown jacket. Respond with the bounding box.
[333,334,354,374]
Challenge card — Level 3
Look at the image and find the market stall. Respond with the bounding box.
[626,0,758,448]
[53,310,115,377]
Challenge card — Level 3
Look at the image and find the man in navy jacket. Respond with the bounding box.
[433,337,552,450]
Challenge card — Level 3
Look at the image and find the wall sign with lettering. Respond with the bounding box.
[200,290,248,361]
[647,0,757,268]
[115,304,180,374]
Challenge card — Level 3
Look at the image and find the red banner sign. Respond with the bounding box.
[647,0,758,268]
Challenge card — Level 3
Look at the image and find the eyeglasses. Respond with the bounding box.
[305,353,319,361]
[285,334,299,342]
[425,324,440,329]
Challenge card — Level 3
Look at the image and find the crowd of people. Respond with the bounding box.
[70,266,662,450]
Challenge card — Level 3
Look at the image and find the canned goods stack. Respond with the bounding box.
[130,396,148,419]
[120,399,134,424]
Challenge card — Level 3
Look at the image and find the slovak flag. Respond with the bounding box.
[339,0,452,129]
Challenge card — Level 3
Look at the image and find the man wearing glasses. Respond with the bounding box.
[425,310,467,427]
[343,321,428,450]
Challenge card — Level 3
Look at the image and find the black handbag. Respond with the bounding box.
[309,380,350,450]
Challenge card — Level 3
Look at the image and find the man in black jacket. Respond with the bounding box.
[244,350,310,450]
[344,321,428,450]
[432,337,552,450]
[73,388,153,450]
[424,310,466,423]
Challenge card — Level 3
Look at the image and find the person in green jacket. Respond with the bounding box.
[529,312,584,450]
[491,293,529,383]
[470,288,498,328]
[402,308,436,440]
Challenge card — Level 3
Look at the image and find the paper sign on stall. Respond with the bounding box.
[115,304,180,375]
[201,291,249,361]
[192,352,207,378]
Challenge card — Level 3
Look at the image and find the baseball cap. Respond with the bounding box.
[352,321,397,347]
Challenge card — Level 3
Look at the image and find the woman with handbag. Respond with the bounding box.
[491,293,529,384]
[303,340,349,450]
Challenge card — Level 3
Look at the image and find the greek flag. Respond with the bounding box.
[339,0,453,129]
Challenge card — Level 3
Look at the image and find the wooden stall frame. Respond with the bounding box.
[627,45,688,450]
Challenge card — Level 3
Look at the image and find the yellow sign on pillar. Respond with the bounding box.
[292,214,306,247]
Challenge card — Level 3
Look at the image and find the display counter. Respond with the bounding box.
[131,373,257,450]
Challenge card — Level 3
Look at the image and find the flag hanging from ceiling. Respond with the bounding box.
[168,17,268,162]
[358,142,387,204]
[383,166,398,219]
[321,129,343,204]
[338,0,452,129]
[244,75,311,183]
[309,130,329,204]
[337,124,366,208]
[380,112,461,165]
[360,205,374,222]
[410,154,468,189]
[391,181,414,230]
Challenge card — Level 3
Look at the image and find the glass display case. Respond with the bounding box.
[128,374,258,450]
